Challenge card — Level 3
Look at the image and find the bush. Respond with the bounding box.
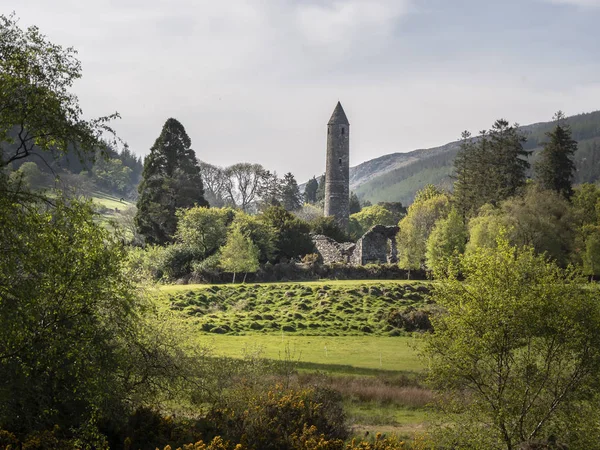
[206,384,348,450]
[309,216,351,243]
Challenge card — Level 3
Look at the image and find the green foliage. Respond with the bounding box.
[535,111,578,199]
[219,227,260,282]
[349,204,396,239]
[316,175,325,203]
[583,229,600,278]
[230,212,277,263]
[91,156,133,195]
[166,282,431,336]
[176,207,234,259]
[0,191,185,444]
[304,176,319,204]
[206,384,348,450]
[259,206,314,261]
[424,237,600,449]
[425,208,467,276]
[349,191,361,214]
[309,216,351,243]
[572,183,600,226]
[9,161,48,189]
[397,186,450,270]
[454,120,530,217]
[135,118,208,244]
[0,13,119,168]
[466,186,575,267]
[281,172,302,211]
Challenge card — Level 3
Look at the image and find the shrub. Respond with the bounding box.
[206,384,348,450]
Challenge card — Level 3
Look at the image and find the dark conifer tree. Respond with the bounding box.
[315,175,325,203]
[135,118,207,244]
[304,176,318,203]
[280,172,302,211]
[349,191,361,214]
[535,111,578,199]
[453,120,530,217]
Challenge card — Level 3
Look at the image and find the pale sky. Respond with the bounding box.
[9,0,600,181]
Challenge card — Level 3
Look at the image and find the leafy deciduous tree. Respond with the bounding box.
[425,207,467,276]
[425,237,600,449]
[0,14,119,168]
[219,227,260,283]
[175,206,234,259]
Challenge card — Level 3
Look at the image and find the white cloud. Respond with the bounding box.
[295,0,412,47]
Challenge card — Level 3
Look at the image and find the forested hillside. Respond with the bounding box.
[352,111,600,205]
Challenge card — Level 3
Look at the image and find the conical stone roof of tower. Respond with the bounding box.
[328,101,350,125]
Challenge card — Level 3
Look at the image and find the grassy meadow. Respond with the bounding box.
[158,280,435,438]
[162,280,434,336]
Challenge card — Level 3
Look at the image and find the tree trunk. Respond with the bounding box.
[232,271,236,283]
[243,272,248,283]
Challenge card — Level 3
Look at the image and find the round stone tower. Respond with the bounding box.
[324,101,350,230]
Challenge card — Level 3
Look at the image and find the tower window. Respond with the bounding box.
[327,128,330,135]
[341,127,345,135]
[339,158,342,165]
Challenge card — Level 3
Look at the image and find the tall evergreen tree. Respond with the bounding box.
[349,191,361,214]
[135,118,207,244]
[280,172,302,211]
[315,175,326,203]
[535,111,578,199]
[453,120,530,217]
[304,176,318,204]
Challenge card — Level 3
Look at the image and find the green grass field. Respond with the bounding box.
[161,281,433,336]
[91,191,134,211]
[160,279,433,436]
[160,279,421,293]
[198,335,424,373]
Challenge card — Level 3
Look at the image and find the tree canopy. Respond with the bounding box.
[135,118,208,244]
[425,237,600,449]
[0,13,119,168]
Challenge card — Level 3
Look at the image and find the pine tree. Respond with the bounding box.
[304,176,318,204]
[135,118,207,244]
[349,192,361,214]
[315,175,325,203]
[280,172,302,211]
[535,111,578,199]
[453,120,530,217]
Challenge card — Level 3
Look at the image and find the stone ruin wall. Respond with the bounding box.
[312,225,399,266]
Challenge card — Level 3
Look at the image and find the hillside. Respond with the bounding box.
[350,111,600,205]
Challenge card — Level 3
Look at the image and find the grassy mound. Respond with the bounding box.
[166,281,434,336]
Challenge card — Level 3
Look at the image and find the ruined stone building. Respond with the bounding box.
[316,103,399,266]
[324,102,350,230]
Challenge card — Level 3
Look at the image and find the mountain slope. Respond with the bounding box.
[350,111,600,206]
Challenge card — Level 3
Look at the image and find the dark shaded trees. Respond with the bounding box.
[304,176,318,204]
[535,111,578,199]
[259,206,314,261]
[280,172,302,211]
[454,120,530,217]
[135,118,207,244]
[349,191,361,214]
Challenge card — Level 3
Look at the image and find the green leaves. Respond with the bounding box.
[135,118,208,244]
[0,13,119,167]
[425,237,600,448]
